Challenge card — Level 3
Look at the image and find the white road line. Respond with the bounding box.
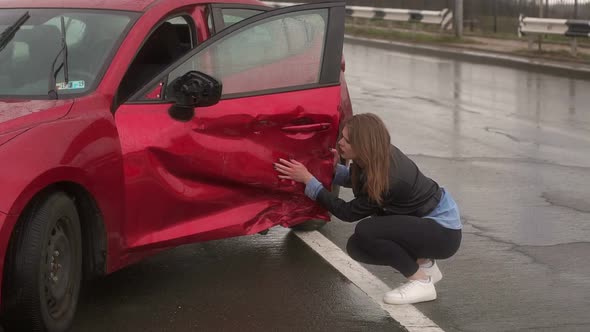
[294,230,445,332]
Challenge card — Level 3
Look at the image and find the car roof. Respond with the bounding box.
[0,0,265,12]
[0,0,156,11]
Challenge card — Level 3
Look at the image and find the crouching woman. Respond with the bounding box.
[274,113,462,305]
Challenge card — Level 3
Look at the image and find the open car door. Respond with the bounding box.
[115,2,346,250]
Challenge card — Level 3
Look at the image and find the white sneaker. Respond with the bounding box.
[421,260,442,284]
[383,278,437,305]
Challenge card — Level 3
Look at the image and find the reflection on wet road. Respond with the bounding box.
[319,41,590,332]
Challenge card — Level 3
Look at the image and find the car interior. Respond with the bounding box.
[0,13,132,96]
[0,25,62,93]
[117,18,193,104]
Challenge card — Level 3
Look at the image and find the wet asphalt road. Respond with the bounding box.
[71,228,402,332]
[71,41,590,332]
[319,40,590,331]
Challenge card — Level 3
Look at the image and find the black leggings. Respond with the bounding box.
[346,215,462,278]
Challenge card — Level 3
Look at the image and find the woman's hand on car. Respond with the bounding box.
[331,148,340,171]
[274,159,314,185]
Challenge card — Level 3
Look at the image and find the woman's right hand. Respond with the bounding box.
[331,148,340,171]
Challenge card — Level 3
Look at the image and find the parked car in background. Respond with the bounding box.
[0,0,352,330]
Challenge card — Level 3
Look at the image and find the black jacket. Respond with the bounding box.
[316,145,441,222]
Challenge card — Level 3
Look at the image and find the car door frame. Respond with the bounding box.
[125,1,345,103]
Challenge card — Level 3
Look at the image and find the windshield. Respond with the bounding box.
[0,9,138,98]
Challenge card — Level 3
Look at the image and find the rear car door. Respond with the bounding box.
[115,2,345,250]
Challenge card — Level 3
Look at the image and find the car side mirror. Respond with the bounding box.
[167,71,222,122]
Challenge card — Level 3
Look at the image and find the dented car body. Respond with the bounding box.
[0,0,351,330]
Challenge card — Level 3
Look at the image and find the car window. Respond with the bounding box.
[221,8,262,27]
[0,9,136,98]
[45,16,86,46]
[168,9,328,97]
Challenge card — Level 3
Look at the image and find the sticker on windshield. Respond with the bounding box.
[56,81,86,90]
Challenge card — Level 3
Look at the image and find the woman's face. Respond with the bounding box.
[338,126,356,160]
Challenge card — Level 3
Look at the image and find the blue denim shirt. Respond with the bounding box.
[304,164,349,199]
[424,189,462,230]
[305,164,462,230]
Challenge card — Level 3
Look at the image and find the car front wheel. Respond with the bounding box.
[3,192,82,332]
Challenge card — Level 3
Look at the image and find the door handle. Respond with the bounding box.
[281,123,331,133]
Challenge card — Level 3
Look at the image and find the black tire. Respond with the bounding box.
[3,192,82,332]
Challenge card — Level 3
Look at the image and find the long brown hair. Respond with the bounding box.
[345,113,391,206]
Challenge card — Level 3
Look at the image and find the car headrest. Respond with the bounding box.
[16,25,62,60]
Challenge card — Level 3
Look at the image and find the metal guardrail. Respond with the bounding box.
[262,2,453,31]
[518,16,590,38]
[518,15,590,55]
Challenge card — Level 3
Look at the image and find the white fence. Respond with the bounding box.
[518,15,590,55]
[262,2,453,31]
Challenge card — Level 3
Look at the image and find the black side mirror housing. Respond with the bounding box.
[167,71,222,122]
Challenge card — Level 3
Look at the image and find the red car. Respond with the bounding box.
[0,0,352,330]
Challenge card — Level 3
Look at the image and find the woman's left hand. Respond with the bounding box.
[274,159,314,184]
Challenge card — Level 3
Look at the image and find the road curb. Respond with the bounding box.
[344,35,590,80]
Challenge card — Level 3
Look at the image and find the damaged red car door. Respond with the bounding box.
[114,3,346,250]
